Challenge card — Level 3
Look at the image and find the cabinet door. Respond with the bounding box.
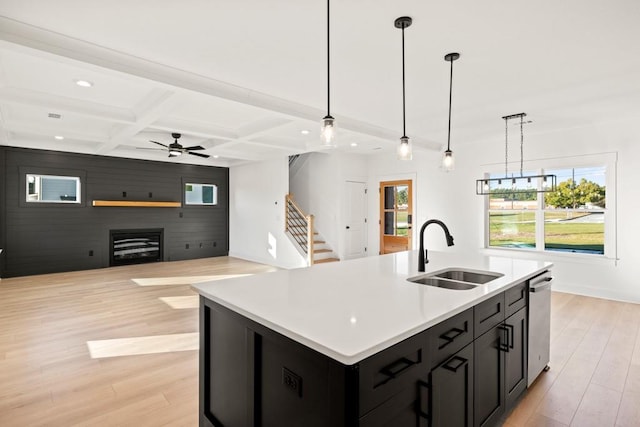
[474,325,505,427]
[359,381,429,427]
[431,343,474,427]
[505,308,528,409]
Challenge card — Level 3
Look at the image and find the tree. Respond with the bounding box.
[396,188,408,207]
[544,178,605,208]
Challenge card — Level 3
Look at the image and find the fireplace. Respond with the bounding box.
[110,228,163,266]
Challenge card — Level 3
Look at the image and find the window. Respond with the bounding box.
[485,155,614,258]
[383,183,410,236]
[185,183,217,205]
[26,174,81,203]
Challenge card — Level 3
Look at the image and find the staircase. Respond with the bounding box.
[285,193,339,266]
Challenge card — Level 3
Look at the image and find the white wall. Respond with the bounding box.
[366,149,455,256]
[231,119,640,303]
[388,120,640,303]
[229,157,306,269]
[289,152,367,259]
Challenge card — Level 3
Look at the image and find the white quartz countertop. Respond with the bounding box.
[192,251,552,365]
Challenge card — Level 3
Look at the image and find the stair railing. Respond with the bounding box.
[285,193,314,266]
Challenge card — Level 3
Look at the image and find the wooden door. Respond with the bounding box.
[379,180,412,254]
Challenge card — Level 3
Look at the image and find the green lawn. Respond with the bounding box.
[397,211,409,236]
[489,211,604,253]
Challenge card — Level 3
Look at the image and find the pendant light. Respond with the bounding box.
[395,17,412,160]
[442,52,460,172]
[320,0,336,147]
[475,113,557,195]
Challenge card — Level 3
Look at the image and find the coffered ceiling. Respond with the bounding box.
[0,1,639,167]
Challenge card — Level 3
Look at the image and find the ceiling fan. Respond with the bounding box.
[147,133,210,158]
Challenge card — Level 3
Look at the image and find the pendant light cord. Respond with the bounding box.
[520,114,524,177]
[447,57,454,151]
[401,25,406,137]
[504,117,508,177]
[326,0,331,117]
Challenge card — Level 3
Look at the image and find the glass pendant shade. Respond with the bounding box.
[397,136,412,160]
[442,149,454,171]
[321,115,336,146]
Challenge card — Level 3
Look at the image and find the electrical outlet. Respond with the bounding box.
[282,367,302,397]
[89,250,94,256]
[185,243,189,249]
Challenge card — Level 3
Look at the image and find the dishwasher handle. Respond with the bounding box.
[530,275,553,293]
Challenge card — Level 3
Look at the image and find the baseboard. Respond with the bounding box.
[552,282,640,304]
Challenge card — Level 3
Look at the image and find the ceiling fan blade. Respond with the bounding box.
[149,140,169,148]
[188,151,210,159]
[136,147,166,150]
[183,145,205,151]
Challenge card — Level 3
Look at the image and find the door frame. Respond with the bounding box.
[379,178,414,255]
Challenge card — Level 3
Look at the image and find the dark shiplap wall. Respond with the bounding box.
[0,147,229,278]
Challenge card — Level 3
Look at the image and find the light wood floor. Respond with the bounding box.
[1,258,639,426]
[0,257,277,427]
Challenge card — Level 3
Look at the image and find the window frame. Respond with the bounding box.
[26,173,82,204]
[20,167,87,208]
[182,180,219,207]
[483,153,616,260]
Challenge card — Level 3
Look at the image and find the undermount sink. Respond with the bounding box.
[407,268,504,290]
[409,277,478,290]
[432,269,503,284]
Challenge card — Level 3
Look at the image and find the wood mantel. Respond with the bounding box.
[92,200,181,208]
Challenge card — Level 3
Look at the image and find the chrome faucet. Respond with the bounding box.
[418,219,454,272]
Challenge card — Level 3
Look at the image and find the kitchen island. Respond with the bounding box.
[193,250,552,427]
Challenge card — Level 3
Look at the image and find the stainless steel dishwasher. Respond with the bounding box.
[528,270,553,386]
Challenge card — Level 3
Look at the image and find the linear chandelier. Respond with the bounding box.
[475,113,557,195]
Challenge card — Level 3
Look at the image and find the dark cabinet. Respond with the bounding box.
[358,328,430,417]
[474,322,505,427]
[505,306,528,409]
[473,283,528,427]
[359,383,429,427]
[199,281,532,427]
[431,343,474,427]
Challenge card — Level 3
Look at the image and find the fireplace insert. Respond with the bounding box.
[110,228,163,266]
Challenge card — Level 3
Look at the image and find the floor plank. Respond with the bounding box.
[0,257,276,427]
[1,260,639,426]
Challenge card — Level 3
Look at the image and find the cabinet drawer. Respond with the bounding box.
[474,293,505,338]
[505,282,527,318]
[358,328,430,417]
[429,308,473,370]
[359,382,429,427]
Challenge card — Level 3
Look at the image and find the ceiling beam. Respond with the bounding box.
[1,118,109,143]
[151,117,238,140]
[0,86,136,124]
[96,88,178,154]
[0,17,441,151]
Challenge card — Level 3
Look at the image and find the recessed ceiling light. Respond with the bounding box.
[74,79,93,88]
[350,142,358,147]
[213,155,220,159]
[301,130,310,135]
[54,135,64,140]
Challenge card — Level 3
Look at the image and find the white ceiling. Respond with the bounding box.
[0,0,639,166]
